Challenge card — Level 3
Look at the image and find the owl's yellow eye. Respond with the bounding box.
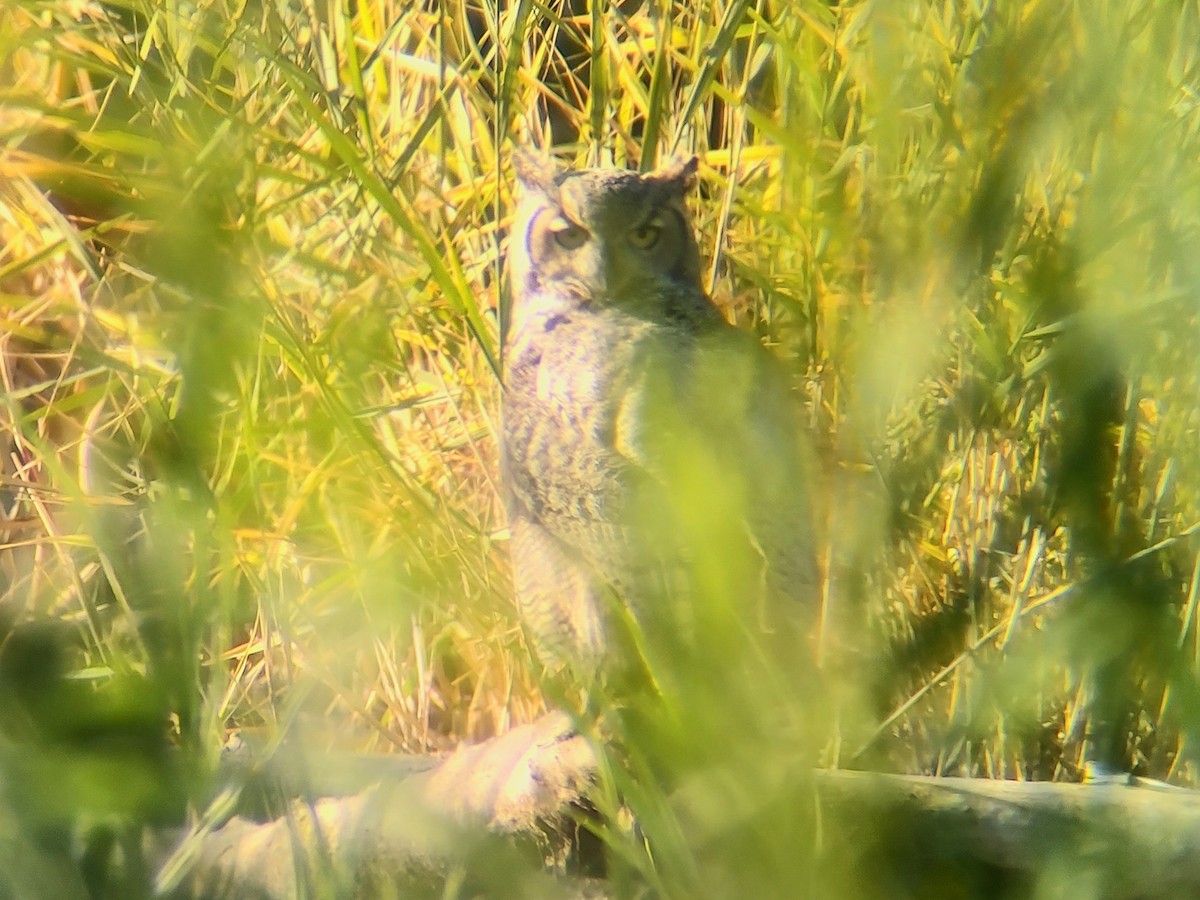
[629,220,663,249]
[552,221,588,250]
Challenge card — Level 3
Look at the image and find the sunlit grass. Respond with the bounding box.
[2,0,1200,893]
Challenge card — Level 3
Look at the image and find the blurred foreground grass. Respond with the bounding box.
[2,0,1200,895]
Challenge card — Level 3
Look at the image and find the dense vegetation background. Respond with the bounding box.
[2,0,1199,895]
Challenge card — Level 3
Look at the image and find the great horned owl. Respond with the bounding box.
[502,154,816,674]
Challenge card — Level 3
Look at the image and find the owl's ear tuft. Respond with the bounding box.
[513,149,557,197]
[653,155,700,193]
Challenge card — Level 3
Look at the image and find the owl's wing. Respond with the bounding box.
[503,317,816,671]
[610,325,818,602]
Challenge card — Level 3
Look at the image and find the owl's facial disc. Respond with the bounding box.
[513,161,704,312]
[532,203,689,311]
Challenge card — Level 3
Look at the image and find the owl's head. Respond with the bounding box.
[508,154,705,323]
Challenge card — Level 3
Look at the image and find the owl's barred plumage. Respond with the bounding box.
[502,154,816,673]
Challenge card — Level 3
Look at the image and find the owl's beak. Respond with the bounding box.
[563,242,611,303]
